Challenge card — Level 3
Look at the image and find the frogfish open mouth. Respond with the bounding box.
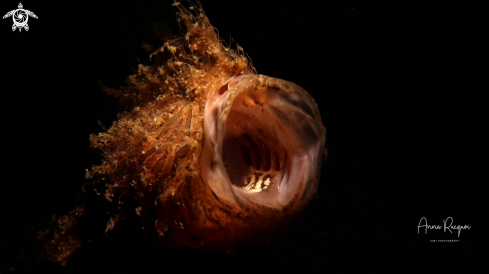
[39,1,326,265]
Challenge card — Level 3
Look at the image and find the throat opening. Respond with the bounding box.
[221,111,287,193]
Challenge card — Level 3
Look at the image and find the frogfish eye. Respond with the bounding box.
[202,74,326,212]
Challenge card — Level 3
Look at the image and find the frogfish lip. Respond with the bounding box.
[201,74,326,212]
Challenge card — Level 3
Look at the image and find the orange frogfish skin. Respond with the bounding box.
[38,1,326,265]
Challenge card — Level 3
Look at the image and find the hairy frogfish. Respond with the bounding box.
[38,1,326,265]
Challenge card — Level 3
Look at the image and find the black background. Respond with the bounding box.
[0,0,482,273]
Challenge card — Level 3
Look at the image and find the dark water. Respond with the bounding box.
[1,1,479,273]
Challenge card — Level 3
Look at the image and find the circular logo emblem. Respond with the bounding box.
[2,3,38,32]
[13,9,28,27]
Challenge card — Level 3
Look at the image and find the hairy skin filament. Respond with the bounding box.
[38,1,326,265]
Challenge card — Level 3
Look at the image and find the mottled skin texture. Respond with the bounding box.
[38,1,324,265]
[85,2,268,251]
[39,2,263,264]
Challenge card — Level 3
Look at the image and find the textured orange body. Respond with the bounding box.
[39,1,326,265]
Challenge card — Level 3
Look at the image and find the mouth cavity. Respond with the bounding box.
[222,127,287,193]
[201,75,325,211]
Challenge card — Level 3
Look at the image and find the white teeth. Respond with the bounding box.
[254,179,262,191]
